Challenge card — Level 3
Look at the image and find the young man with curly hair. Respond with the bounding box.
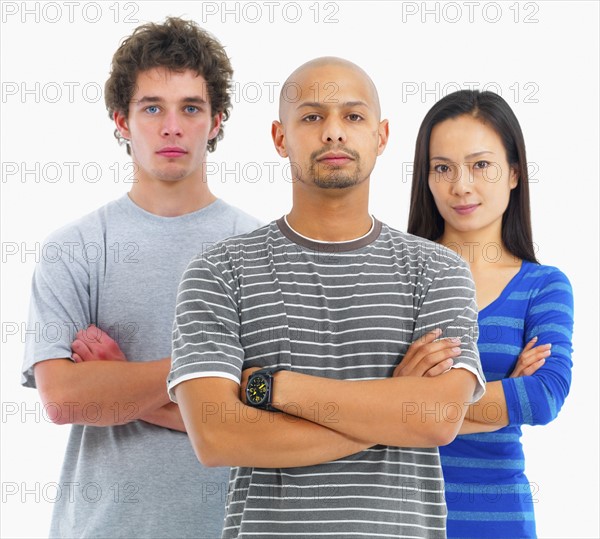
[22,17,260,538]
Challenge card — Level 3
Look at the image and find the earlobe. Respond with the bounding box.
[209,112,223,140]
[510,167,519,189]
[114,111,130,140]
[377,119,390,156]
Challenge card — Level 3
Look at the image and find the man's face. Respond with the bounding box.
[273,64,388,190]
[115,67,221,184]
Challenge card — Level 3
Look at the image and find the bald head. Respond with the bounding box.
[278,57,381,122]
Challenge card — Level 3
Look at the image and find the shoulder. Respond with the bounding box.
[36,199,122,262]
[213,200,264,235]
[186,221,277,269]
[521,261,573,299]
[380,222,469,272]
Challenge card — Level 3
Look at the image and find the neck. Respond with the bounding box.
[128,170,216,218]
[287,180,371,241]
[440,225,518,268]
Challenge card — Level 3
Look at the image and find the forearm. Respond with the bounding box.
[36,358,172,426]
[140,402,186,432]
[459,381,508,434]
[272,369,477,447]
[177,379,371,468]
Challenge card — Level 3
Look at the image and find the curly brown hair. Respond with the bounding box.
[105,17,233,154]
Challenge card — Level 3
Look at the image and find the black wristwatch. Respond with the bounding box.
[245,367,288,411]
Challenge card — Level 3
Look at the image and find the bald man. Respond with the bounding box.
[169,57,485,538]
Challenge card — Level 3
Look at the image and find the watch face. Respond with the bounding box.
[246,374,269,406]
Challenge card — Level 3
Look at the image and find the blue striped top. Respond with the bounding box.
[440,260,574,538]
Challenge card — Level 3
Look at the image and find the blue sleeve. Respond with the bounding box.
[502,268,574,426]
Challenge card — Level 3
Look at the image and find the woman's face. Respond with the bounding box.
[427,114,518,239]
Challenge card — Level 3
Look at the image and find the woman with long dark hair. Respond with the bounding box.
[403,90,574,538]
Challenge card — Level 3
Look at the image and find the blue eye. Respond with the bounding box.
[146,105,159,114]
[185,106,199,113]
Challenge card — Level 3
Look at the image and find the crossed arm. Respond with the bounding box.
[394,331,553,434]
[176,327,545,469]
[34,325,185,431]
[174,366,476,469]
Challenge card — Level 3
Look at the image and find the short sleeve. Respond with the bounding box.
[22,234,92,388]
[414,250,486,403]
[167,251,245,402]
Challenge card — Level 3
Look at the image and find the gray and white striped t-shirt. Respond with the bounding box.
[169,217,485,539]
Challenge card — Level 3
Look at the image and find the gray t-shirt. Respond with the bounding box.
[22,194,262,539]
[168,217,485,539]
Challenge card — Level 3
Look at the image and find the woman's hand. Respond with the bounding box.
[510,337,551,377]
[394,328,462,378]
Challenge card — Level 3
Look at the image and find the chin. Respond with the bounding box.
[313,173,364,190]
[152,168,189,182]
[314,180,360,190]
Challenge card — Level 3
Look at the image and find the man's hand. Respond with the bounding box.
[509,337,551,377]
[393,329,462,378]
[71,324,127,363]
[239,366,260,404]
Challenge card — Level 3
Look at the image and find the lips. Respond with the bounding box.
[157,147,187,158]
[453,204,480,215]
[317,152,354,166]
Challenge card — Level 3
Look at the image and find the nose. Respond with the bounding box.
[450,164,473,196]
[321,116,346,144]
[160,111,183,138]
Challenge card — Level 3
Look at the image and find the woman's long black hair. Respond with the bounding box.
[407,90,538,263]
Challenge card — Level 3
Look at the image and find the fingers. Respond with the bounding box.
[76,324,107,345]
[413,346,461,376]
[520,358,545,377]
[510,342,552,378]
[522,344,552,364]
[396,336,462,377]
[416,328,443,345]
[521,336,538,354]
[72,353,83,364]
[403,329,443,362]
[73,325,127,361]
[71,338,94,362]
[423,357,454,377]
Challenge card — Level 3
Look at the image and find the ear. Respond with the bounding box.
[114,110,130,140]
[209,112,223,141]
[377,119,390,156]
[509,166,518,189]
[271,121,288,158]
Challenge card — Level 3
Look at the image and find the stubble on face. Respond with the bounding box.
[150,161,190,182]
[279,57,383,191]
[308,146,362,189]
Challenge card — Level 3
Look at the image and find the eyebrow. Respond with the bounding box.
[134,96,209,105]
[296,100,370,110]
[430,151,496,161]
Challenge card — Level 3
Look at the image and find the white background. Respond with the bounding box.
[1,1,598,537]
